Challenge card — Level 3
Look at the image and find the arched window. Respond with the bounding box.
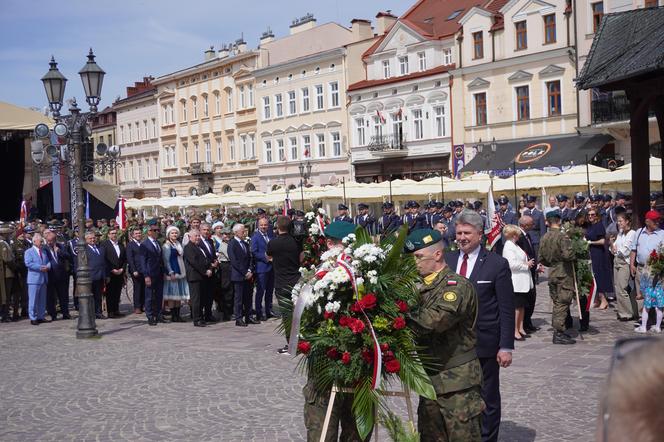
[222,184,232,194]
[245,183,256,192]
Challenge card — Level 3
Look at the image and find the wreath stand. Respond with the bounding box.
[319,384,416,442]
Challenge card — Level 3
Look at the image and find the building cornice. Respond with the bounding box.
[450,47,572,76]
[253,47,346,78]
[153,51,258,85]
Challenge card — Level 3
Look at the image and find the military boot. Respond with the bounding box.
[552,331,576,345]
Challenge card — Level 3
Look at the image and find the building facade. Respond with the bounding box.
[153,44,260,197]
[113,77,161,198]
[90,106,117,183]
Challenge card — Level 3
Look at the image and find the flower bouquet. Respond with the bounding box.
[640,244,664,289]
[301,208,329,269]
[563,224,593,298]
[283,225,435,439]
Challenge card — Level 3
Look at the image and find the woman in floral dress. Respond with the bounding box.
[636,264,664,333]
[162,226,189,322]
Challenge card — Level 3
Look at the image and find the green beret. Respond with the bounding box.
[404,229,442,253]
[147,218,159,226]
[545,209,562,220]
[324,221,356,240]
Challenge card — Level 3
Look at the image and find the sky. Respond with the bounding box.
[0,0,408,111]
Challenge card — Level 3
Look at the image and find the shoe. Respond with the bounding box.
[204,315,217,323]
[51,316,59,321]
[235,319,248,327]
[133,308,142,315]
[193,321,207,327]
[634,325,647,333]
[617,316,633,322]
[524,325,540,333]
[651,326,662,333]
[62,315,72,320]
[266,313,279,320]
[277,345,289,354]
[30,320,39,326]
[552,332,576,344]
[259,315,267,321]
[579,326,589,332]
[157,316,169,324]
[247,317,260,325]
[148,317,157,326]
[514,336,526,342]
[37,318,50,324]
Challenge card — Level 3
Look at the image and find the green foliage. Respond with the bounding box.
[380,409,420,442]
[563,223,592,296]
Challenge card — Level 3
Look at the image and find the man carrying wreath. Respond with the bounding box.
[405,228,484,442]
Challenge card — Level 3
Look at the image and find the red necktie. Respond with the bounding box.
[459,253,469,277]
[38,249,43,261]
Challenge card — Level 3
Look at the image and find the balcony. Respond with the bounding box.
[591,95,630,124]
[188,162,215,175]
[367,133,408,158]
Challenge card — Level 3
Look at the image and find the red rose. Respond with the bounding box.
[326,347,340,360]
[323,311,335,320]
[318,238,326,245]
[379,343,389,352]
[315,270,328,279]
[297,341,311,354]
[393,316,406,330]
[351,302,363,313]
[360,293,377,310]
[396,300,408,313]
[651,250,659,259]
[383,350,395,361]
[341,351,351,365]
[385,359,401,373]
[361,348,373,364]
[349,318,365,334]
[339,316,351,327]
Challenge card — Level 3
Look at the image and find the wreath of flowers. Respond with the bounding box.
[563,224,593,296]
[301,208,329,269]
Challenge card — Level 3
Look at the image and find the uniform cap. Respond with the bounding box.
[287,208,296,216]
[497,196,509,205]
[435,201,444,209]
[574,193,585,203]
[404,229,442,253]
[443,206,453,213]
[338,204,348,210]
[616,192,630,200]
[257,208,266,214]
[650,192,661,201]
[526,195,537,203]
[324,221,356,240]
[382,202,394,209]
[602,194,613,202]
[589,194,602,202]
[357,203,368,209]
[295,210,305,216]
[556,194,568,202]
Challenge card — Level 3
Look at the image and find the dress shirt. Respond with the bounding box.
[49,245,58,263]
[150,238,160,253]
[111,241,120,258]
[613,229,636,260]
[455,245,481,276]
[631,228,664,266]
[235,237,247,253]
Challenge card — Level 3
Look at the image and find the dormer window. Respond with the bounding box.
[473,32,484,59]
[399,56,409,75]
[515,21,527,50]
[382,60,391,79]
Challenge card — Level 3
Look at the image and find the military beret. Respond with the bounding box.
[404,229,442,253]
[556,194,568,202]
[357,203,368,209]
[602,194,613,202]
[497,196,509,205]
[338,204,348,210]
[650,192,661,201]
[324,221,356,240]
[526,195,537,203]
[545,209,562,220]
[147,218,159,226]
[382,202,394,209]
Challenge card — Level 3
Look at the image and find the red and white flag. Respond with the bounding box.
[485,182,504,250]
[283,197,292,216]
[19,200,28,229]
[115,197,127,230]
[376,110,386,124]
[585,269,598,312]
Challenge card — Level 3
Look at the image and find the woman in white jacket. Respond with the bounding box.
[502,224,535,341]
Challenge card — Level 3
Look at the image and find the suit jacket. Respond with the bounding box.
[67,238,79,274]
[250,230,273,274]
[501,240,533,293]
[446,248,515,358]
[198,237,216,266]
[228,238,253,282]
[517,229,538,283]
[45,242,69,283]
[333,215,353,224]
[126,239,142,275]
[183,242,210,282]
[85,244,107,282]
[139,238,165,279]
[24,246,50,285]
[523,208,546,246]
[102,240,127,277]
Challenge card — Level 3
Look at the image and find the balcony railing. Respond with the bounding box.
[187,162,214,175]
[367,133,408,157]
[591,95,630,124]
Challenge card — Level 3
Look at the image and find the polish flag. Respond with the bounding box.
[585,270,598,312]
[376,110,386,124]
[115,197,127,230]
[485,182,504,250]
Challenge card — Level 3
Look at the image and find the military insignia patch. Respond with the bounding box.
[405,240,415,251]
[423,235,433,244]
[443,292,457,302]
[446,280,457,286]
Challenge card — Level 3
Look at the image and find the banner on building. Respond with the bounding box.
[452,145,465,179]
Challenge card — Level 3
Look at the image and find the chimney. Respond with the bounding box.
[235,36,247,53]
[351,19,373,41]
[376,10,397,35]
[218,44,229,58]
[260,27,275,46]
[290,13,316,35]
[204,46,215,61]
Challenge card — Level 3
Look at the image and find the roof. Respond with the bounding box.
[0,101,52,131]
[577,7,664,90]
[113,87,157,107]
[347,65,451,91]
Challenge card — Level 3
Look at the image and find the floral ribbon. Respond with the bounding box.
[289,283,311,356]
[317,215,326,237]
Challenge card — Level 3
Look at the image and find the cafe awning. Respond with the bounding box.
[461,134,613,172]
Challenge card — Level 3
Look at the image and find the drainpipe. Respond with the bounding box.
[573,0,581,130]
[449,75,455,177]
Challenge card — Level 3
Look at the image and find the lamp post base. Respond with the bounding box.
[76,291,98,339]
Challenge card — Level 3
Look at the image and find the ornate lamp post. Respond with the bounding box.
[298,161,313,212]
[33,49,118,339]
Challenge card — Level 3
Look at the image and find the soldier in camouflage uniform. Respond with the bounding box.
[0,223,15,321]
[405,228,484,442]
[538,210,577,345]
[11,229,30,318]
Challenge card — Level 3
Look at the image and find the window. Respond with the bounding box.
[592,2,604,33]
[265,140,273,163]
[289,137,298,160]
[250,134,256,159]
[355,118,365,145]
[135,121,140,140]
[399,56,409,75]
[241,135,248,160]
[248,84,254,107]
[332,132,341,157]
[383,60,391,79]
[263,96,271,119]
[412,109,423,140]
[143,120,148,140]
[516,86,530,120]
[226,89,233,112]
[418,52,427,71]
[151,118,156,138]
[108,133,113,145]
[181,100,187,121]
[515,21,527,50]
[145,159,150,178]
[288,90,296,115]
[127,124,132,143]
[646,0,658,7]
[316,134,325,158]
[277,139,285,161]
[154,158,159,177]
[120,125,124,144]
[192,98,198,119]
[302,135,311,158]
[473,32,483,59]
[329,82,339,108]
[216,139,222,162]
[204,140,211,163]
[315,85,324,110]
[546,80,562,116]
[443,48,453,65]
[228,137,235,161]
[128,161,133,180]
[434,106,446,137]
[239,86,246,109]
[136,160,141,180]
[169,104,174,123]
[194,141,200,163]
[214,92,221,115]
[372,115,383,138]
[162,106,168,124]
[275,94,283,117]
[301,87,310,112]
[183,143,189,165]
[544,14,556,44]
[474,93,487,126]
[203,95,209,117]
[171,146,177,166]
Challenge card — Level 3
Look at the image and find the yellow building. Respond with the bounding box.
[90,106,117,184]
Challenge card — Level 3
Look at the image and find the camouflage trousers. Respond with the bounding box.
[303,382,371,442]
[549,280,574,332]
[417,385,484,442]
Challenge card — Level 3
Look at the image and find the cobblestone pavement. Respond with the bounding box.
[0,281,637,442]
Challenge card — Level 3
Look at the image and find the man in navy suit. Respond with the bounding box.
[44,230,71,320]
[126,227,145,314]
[139,220,166,326]
[228,223,257,327]
[198,223,219,323]
[522,195,546,255]
[445,210,515,442]
[101,228,127,318]
[84,231,107,320]
[251,217,275,320]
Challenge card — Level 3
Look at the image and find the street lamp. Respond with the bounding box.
[475,137,497,158]
[33,49,115,339]
[298,160,313,211]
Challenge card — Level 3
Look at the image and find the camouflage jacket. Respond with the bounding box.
[538,227,575,283]
[408,266,482,395]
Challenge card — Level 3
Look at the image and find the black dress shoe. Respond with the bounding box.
[96,314,106,320]
[193,321,207,327]
[524,325,540,332]
[157,316,169,323]
[204,315,217,323]
[62,315,72,320]
[260,315,267,321]
[514,336,526,342]
[247,317,260,325]
[277,345,289,354]
[148,317,157,326]
[37,318,50,323]
[235,319,248,327]
[31,320,39,326]
[50,316,59,321]
[617,316,633,322]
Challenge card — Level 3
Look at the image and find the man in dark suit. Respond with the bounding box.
[522,196,546,254]
[228,223,257,327]
[183,229,212,327]
[139,220,166,326]
[67,230,80,311]
[84,231,107,320]
[44,230,71,320]
[102,227,127,318]
[445,210,515,442]
[251,217,275,320]
[517,215,541,334]
[198,222,218,323]
[126,227,145,314]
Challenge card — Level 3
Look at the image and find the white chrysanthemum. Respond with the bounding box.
[309,223,320,235]
[318,208,326,215]
[356,277,365,286]
[325,301,341,313]
[317,304,322,315]
[320,247,342,262]
[305,212,315,220]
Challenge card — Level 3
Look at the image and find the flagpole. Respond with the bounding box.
[585,154,591,196]
[572,263,583,319]
[388,174,393,202]
[440,170,445,202]
[342,177,347,206]
[512,161,518,208]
